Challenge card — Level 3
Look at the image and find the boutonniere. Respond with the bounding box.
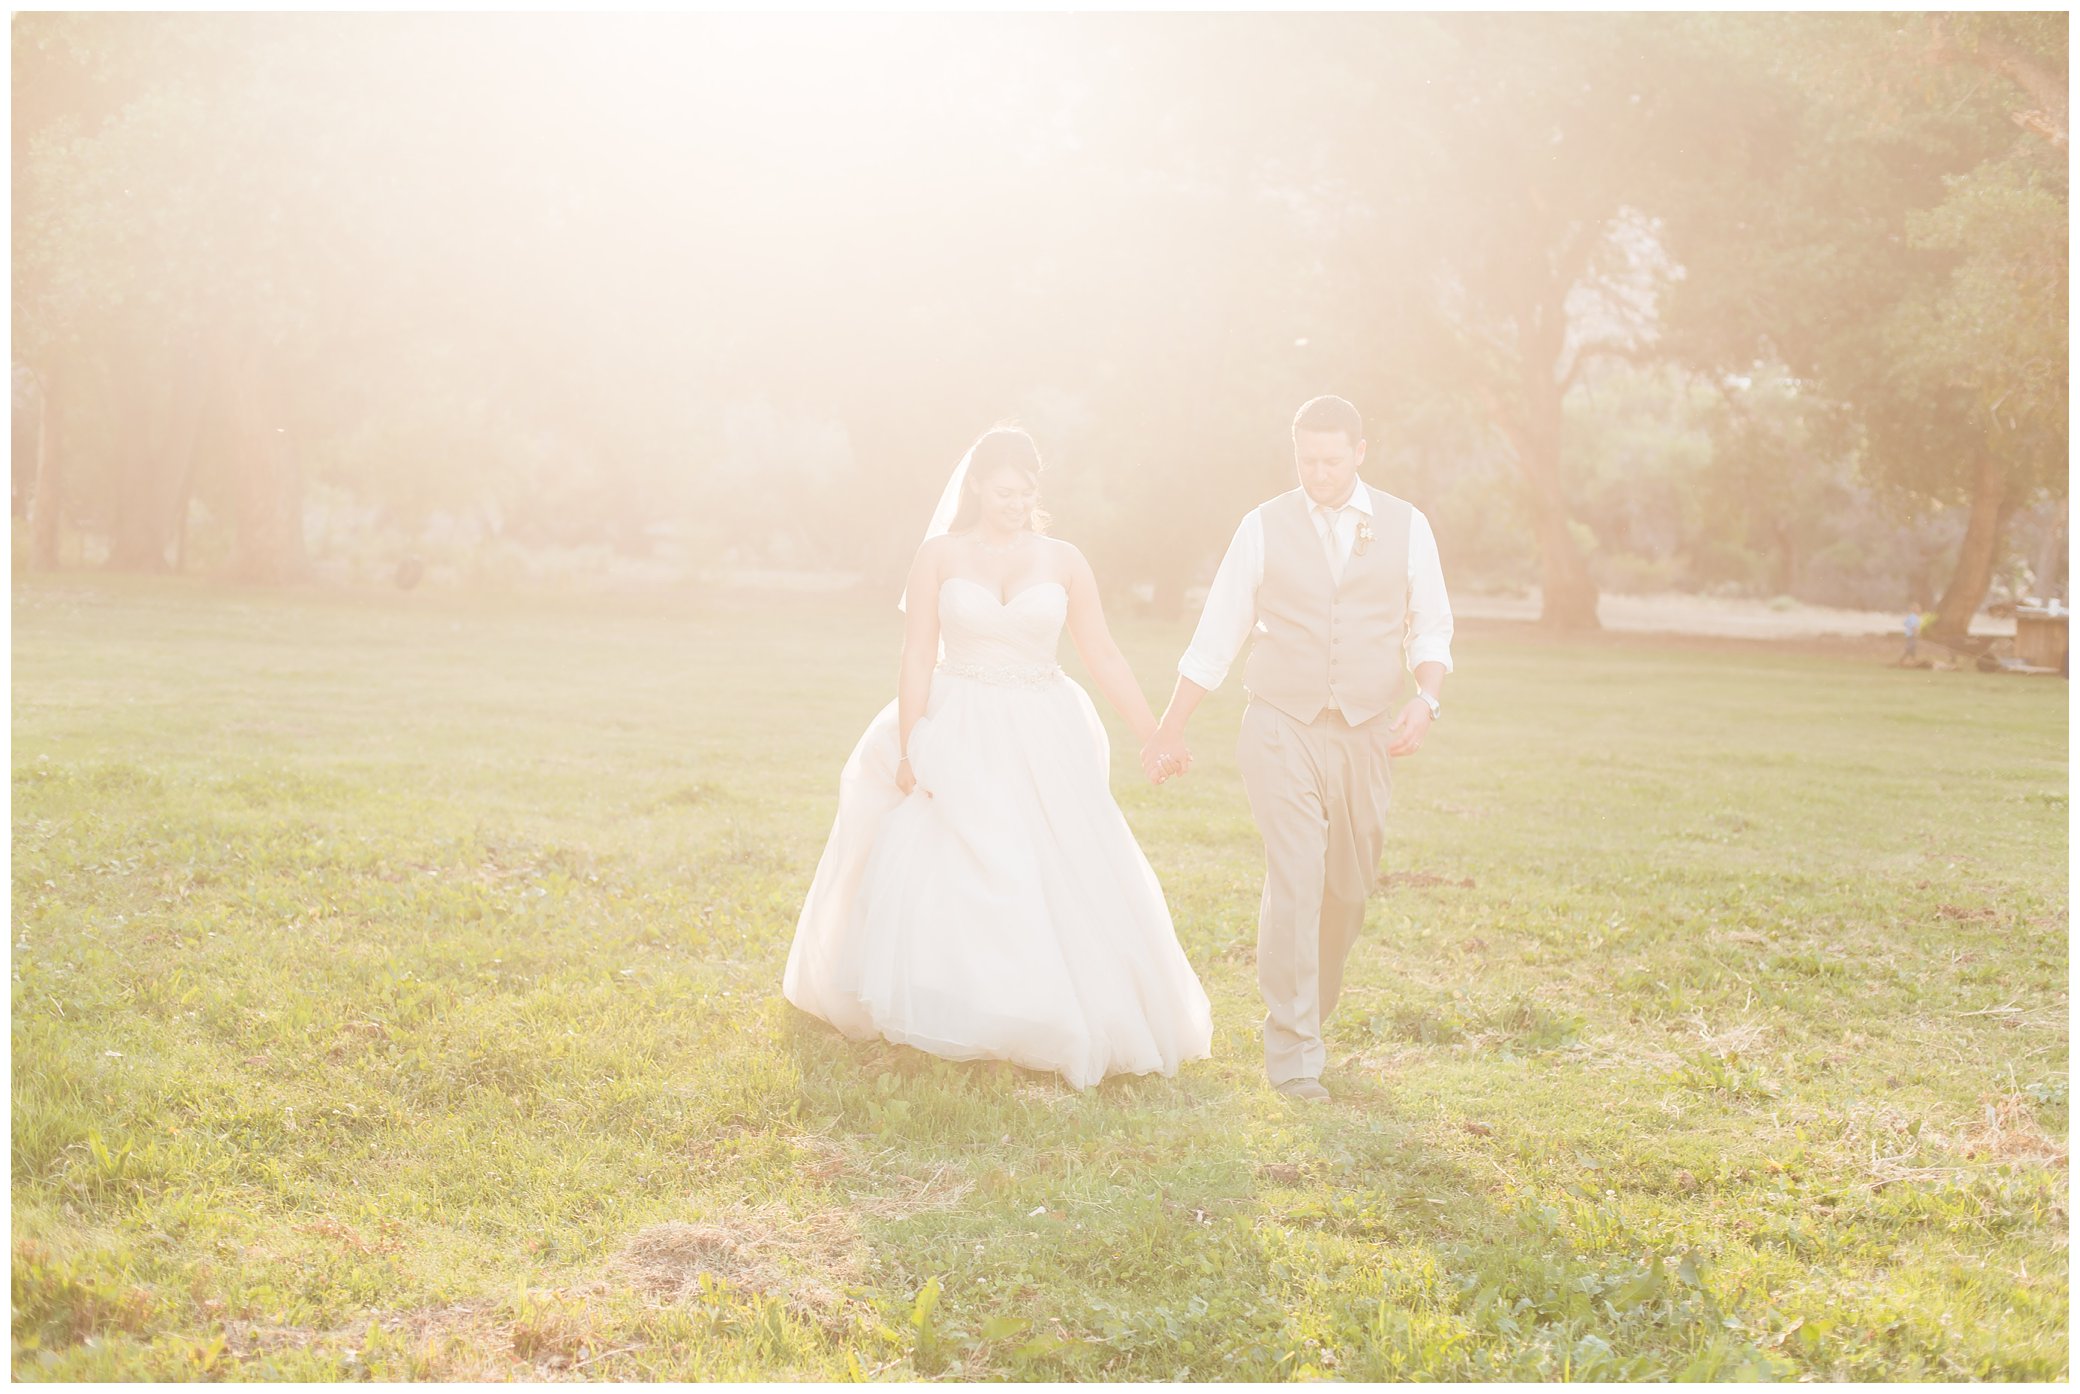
[1353,520,1375,556]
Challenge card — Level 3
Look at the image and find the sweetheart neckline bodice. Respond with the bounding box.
[938,575,1067,607]
[935,575,1067,673]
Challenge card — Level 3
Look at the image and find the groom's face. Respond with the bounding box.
[1294,429,1366,507]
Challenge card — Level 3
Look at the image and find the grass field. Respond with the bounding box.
[11,576,2069,1380]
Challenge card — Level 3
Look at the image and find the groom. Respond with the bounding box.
[1142,395,1454,1102]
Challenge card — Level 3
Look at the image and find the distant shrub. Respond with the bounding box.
[1595,551,1686,595]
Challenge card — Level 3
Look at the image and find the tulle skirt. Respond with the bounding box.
[783,671,1214,1089]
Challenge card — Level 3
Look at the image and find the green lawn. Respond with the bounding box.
[11,576,2068,1380]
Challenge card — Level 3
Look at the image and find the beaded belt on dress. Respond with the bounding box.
[936,658,1063,687]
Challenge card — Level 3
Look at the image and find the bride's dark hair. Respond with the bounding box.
[950,425,1050,535]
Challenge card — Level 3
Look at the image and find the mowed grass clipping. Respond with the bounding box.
[11,576,2068,1381]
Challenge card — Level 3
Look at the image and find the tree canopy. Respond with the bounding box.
[13,13,2068,624]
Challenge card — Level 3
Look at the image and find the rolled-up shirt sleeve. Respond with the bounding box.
[1404,507,1454,674]
[1177,511,1264,691]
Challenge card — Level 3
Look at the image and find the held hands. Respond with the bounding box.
[1139,726,1193,785]
[1385,697,1434,757]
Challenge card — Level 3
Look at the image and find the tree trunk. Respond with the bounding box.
[28,366,63,571]
[1529,498,1601,628]
[106,479,174,569]
[169,441,202,574]
[107,351,210,572]
[1769,515,1799,597]
[1930,452,2012,640]
[1495,414,1601,629]
[1484,240,1604,631]
[222,349,307,584]
[167,360,210,569]
[1496,391,1600,627]
[1499,289,1601,630]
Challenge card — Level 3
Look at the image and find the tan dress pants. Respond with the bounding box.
[1236,699,1393,1085]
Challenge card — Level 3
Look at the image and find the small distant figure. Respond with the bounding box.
[1899,608,1921,666]
[395,554,425,591]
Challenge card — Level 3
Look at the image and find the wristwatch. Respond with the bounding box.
[1415,690,1442,721]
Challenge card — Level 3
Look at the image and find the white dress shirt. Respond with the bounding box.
[1178,482,1454,693]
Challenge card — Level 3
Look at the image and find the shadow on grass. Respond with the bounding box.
[769,1003,1763,1380]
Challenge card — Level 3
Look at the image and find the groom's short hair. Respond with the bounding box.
[1292,395,1363,445]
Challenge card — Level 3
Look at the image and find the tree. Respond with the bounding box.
[1657,12,2067,638]
[1359,15,1740,629]
[1695,366,1858,599]
[14,12,2062,620]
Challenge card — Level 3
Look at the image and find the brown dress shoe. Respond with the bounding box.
[1274,1077,1331,1102]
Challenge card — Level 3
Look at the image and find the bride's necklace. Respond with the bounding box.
[969,530,1030,556]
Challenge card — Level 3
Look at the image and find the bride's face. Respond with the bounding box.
[974,466,1039,533]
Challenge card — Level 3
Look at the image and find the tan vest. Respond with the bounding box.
[1241,484,1412,726]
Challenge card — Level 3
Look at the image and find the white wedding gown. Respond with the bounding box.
[784,577,1214,1089]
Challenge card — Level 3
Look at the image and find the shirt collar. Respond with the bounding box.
[1313,481,1374,516]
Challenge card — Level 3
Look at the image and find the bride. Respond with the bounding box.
[783,426,1214,1089]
